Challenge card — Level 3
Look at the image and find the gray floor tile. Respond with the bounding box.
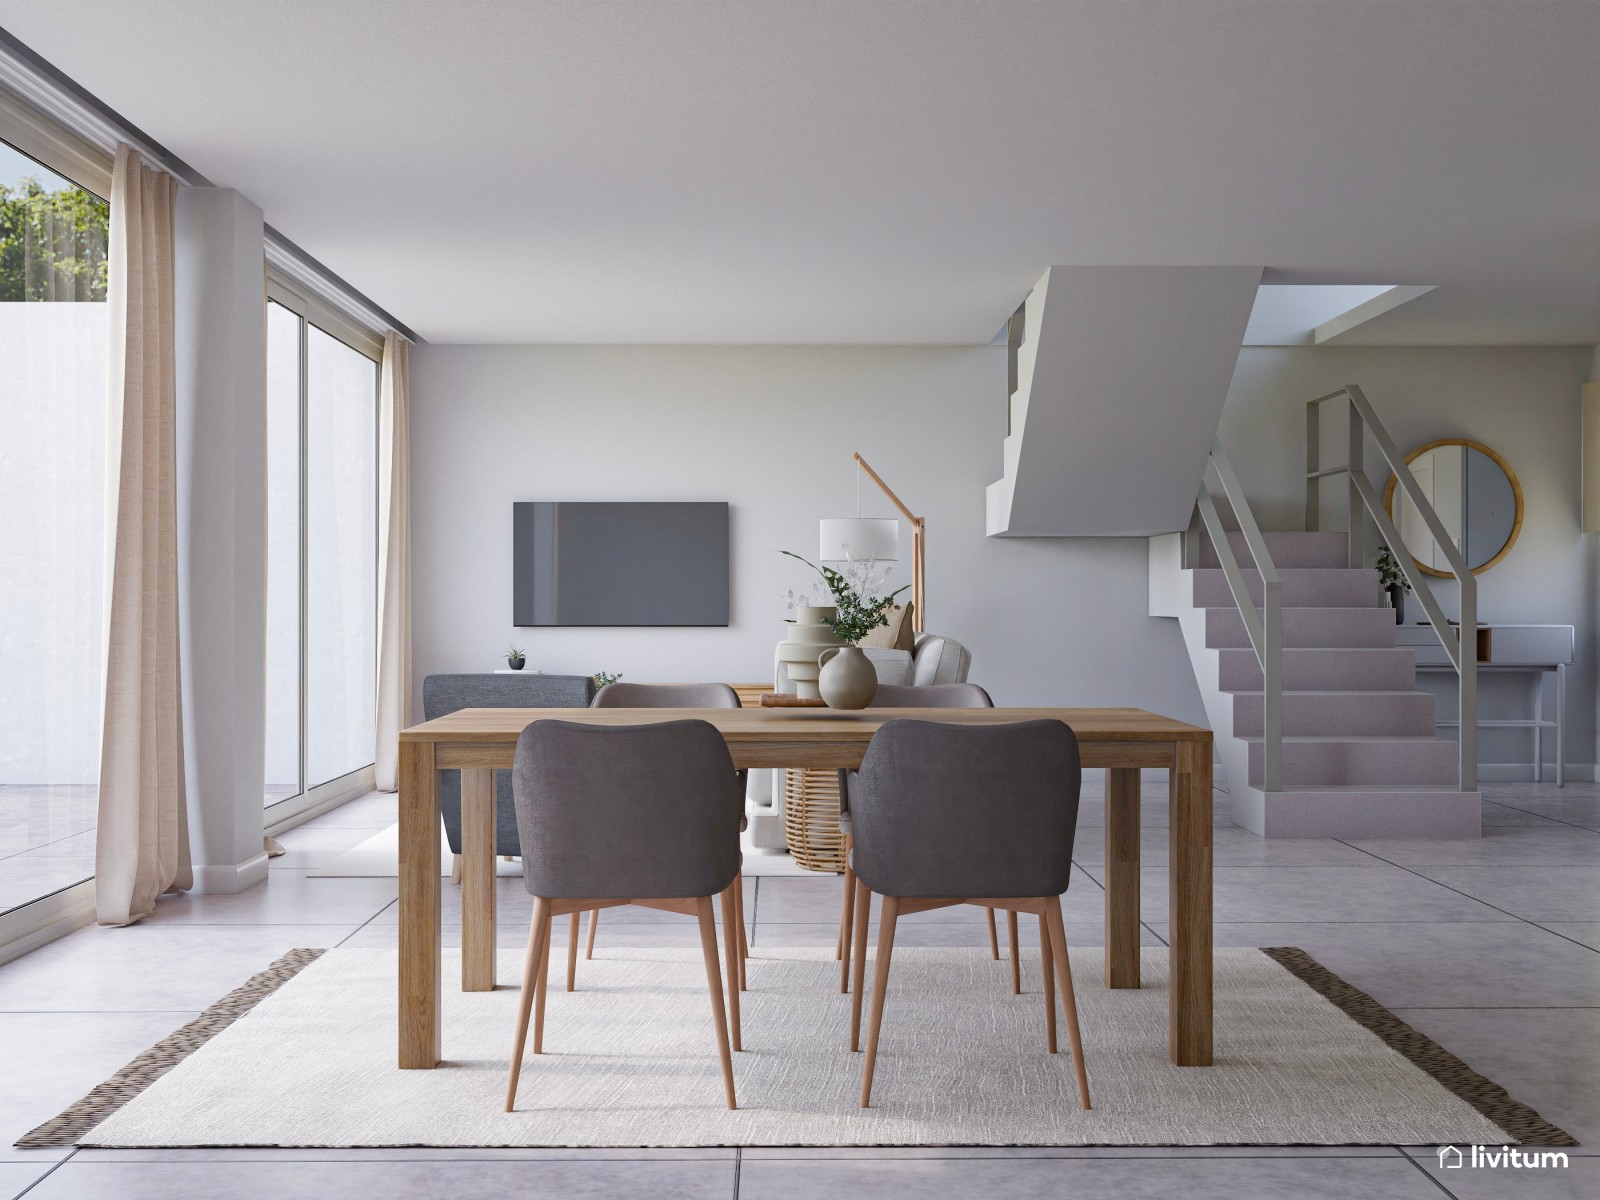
[1075,825,1374,868]
[1405,865,1600,922]
[0,1162,53,1199]
[1390,1007,1600,1150]
[138,869,398,926]
[25,1157,736,1198]
[0,923,358,1012]
[1145,920,1600,1008]
[1538,923,1600,952]
[740,1146,1401,1159]
[1078,864,1518,924]
[72,1147,737,1161]
[1347,824,1600,866]
[266,825,387,870]
[1482,794,1600,832]
[1408,1147,1599,1195]
[737,1154,1446,1199]
[0,1010,196,1153]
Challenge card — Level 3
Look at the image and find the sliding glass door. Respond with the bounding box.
[0,138,109,914]
[264,294,379,813]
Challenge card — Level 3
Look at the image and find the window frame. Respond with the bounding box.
[263,275,382,828]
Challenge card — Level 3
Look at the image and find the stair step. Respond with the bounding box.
[1192,530,1350,570]
[1192,568,1383,610]
[1219,648,1418,691]
[1254,789,1480,838]
[1205,607,1398,649]
[1244,736,1458,787]
[1233,691,1436,737]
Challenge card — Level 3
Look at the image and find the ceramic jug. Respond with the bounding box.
[817,645,878,710]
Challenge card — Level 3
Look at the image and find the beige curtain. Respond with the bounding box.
[95,145,191,926]
[374,331,412,791]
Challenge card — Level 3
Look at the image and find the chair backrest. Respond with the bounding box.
[847,719,1081,899]
[592,681,741,709]
[514,719,743,899]
[869,682,993,708]
[422,673,597,856]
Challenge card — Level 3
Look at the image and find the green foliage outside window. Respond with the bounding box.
[0,176,110,302]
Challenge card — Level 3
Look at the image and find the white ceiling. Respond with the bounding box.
[2,0,1597,346]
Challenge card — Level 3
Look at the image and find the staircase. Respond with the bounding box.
[1150,528,1482,839]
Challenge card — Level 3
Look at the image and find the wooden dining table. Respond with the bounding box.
[396,705,1214,1069]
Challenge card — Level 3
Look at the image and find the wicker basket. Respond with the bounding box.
[780,768,846,873]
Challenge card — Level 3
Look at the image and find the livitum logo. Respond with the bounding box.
[1437,1145,1570,1170]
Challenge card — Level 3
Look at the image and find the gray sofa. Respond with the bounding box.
[423,672,595,860]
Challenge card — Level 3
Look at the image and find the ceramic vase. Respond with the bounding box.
[818,645,878,710]
[777,606,843,699]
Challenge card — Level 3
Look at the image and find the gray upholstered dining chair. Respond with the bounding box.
[505,718,744,1112]
[834,683,1009,993]
[579,682,748,992]
[843,718,1089,1110]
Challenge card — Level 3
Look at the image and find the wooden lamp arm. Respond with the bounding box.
[852,452,926,633]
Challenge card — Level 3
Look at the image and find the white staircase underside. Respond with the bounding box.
[987,265,1262,537]
[1150,531,1481,839]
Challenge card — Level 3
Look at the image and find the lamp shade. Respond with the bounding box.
[819,517,899,562]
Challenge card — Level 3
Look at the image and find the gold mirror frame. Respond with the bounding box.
[1382,438,1523,578]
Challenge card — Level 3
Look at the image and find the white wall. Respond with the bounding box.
[410,346,1209,721]
[1221,346,1596,776]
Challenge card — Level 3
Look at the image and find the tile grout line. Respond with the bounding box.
[732,1145,742,1198]
[1480,796,1600,834]
[1400,1142,1462,1199]
[13,1146,77,1197]
[1335,838,1600,956]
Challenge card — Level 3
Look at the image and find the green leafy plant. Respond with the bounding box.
[593,670,623,689]
[1376,545,1411,594]
[781,550,908,645]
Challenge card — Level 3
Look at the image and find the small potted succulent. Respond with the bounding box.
[506,645,527,671]
[1376,545,1411,625]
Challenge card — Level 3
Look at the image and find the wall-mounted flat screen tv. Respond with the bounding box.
[512,501,729,627]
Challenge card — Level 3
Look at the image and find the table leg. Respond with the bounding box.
[461,768,498,992]
[399,739,442,1068]
[1169,739,1213,1066]
[1105,767,1141,989]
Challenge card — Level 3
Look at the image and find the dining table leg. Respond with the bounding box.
[399,739,442,1068]
[1169,739,1213,1066]
[461,768,498,992]
[1104,767,1141,989]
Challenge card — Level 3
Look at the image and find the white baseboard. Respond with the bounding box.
[189,851,270,894]
[0,879,96,968]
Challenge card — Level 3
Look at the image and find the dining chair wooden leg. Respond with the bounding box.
[985,906,999,959]
[566,912,580,992]
[505,897,552,1112]
[838,862,856,991]
[859,895,899,1108]
[848,877,871,1051]
[1044,896,1091,1110]
[533,905,553,1055]
[695,895,738,1110]
[719,882,743,1052]
[1007,909,1021,994]
[1040,913,1057,1054]
[450,853,462,886]
[585,908,599,960]
[735,872,749,991]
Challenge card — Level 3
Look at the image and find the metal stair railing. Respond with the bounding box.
[1305,384,1477,791]
[1194,439,1282,792]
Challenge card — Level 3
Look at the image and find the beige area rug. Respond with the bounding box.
[309,824,816,878]
[21,946,1573,1150]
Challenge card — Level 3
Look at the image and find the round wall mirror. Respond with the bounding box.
[1383,439,1522,577]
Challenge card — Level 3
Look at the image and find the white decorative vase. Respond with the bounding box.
[818,645,878,710]
[777,606,844,700]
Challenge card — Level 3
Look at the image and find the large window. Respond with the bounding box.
[0,139,109,914]
[265,296,379,812]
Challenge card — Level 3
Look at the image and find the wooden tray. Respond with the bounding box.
[758,693,828,708]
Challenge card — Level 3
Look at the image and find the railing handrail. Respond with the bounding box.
[1303,384,1477,791]
[1195,440,1283,792]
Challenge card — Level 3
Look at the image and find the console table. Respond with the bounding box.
[1398,624,1572,786]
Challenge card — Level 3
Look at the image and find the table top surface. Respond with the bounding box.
[400,705,1211,744]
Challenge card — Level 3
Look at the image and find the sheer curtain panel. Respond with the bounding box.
[374,331,411,792]
[94,145,190,925]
